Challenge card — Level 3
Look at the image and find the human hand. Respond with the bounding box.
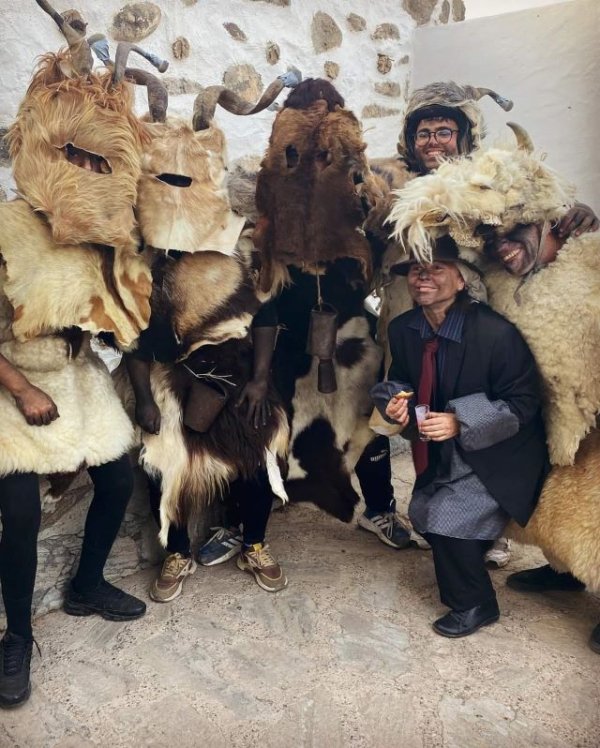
[135,398,161,434]
[419,412,460,442]
[557,203,599,238]
[236,378,271,429]
[14,384,59,426]
[385,394,410,428]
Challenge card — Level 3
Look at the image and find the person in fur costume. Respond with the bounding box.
[0,2,163,708]
[251,77,414,547]
[386,122,600,652]
[371,79,595,568]
[122,67,297,598]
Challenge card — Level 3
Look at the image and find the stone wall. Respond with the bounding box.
[0,0,465,196]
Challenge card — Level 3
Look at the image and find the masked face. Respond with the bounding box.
[137,121,239,253]
[9,59,144,248]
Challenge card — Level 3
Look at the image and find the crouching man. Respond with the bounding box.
[373,236,549,637]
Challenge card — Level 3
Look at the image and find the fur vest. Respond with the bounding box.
[0,201,144,475]
[484,234,600,465]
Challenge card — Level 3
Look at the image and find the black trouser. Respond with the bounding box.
[425,533,496,612]
[148,468,274,554]
[355,435,395,513]
[0,455,133,639]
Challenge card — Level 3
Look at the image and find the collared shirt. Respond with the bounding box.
[407,305,466,382]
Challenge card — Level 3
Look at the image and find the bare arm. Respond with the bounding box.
[0,352,59,426]
[236,325,276,429]
[124,353,161,434]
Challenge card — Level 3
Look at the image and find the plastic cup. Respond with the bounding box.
[415,404,430,441]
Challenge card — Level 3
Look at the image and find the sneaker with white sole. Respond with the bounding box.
[236,543,288,593]
[357,504,411,549]
[197,527,243,567]
[485,538,512,569]
[149,553,196,603]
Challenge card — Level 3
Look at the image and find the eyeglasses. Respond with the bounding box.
[414,128,459,145]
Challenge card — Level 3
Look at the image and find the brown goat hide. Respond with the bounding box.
[255,102,375,279]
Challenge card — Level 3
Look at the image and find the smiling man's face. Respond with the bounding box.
[413,117,460,173]
[488,224,542,276]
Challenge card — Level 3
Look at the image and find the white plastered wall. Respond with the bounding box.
[412,0,598,207]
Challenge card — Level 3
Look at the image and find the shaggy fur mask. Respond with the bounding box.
[137,119,244,254]
[254,100,381,283]
[7,52,145,249]
[387,131,576,261]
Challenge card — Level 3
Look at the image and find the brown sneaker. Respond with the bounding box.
[236,543,288,593]
[149,553,197,603]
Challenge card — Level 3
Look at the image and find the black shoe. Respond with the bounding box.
[590,623,600,654]
[64,580,146,621]
[0,632,34,709]
[506,564,585,593]
[433,600,500,638]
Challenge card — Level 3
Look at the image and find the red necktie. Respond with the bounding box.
[412,337,439,476]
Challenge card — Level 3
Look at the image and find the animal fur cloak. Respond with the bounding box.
[124,77,292,544]
[0,40,152,476]
[252,82,383,521]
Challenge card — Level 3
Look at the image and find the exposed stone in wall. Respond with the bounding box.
[311,12,343,54]
[172,36,190,60]
[224,22,247,42]
[362,104,401,118]
[266,41,280,65]
[372,23,400,40]
[452,0,466,21]
[402,0,437,27]
[181,0,197,5]
[163,77,203,95]
[247,0,290,5]
[0,128,11,167]
[0,185,6,202]
[374,81,401,97]
[400,54,410,65]
[324,61,340,80]
[111,2,161,42]
[377,53,393,75]
[223,63,263,103]
[440,1,450,24]
[347,13,366,32]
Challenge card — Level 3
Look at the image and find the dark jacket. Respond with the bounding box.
[388,303,550,526]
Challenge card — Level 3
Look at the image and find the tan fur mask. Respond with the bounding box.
[137,120,244,254]
[8,52,145,249]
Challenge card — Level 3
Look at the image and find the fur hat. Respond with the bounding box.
[388,123,576,263]
[398,81,513,172]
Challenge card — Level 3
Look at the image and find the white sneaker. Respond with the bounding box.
[485,538,512,568]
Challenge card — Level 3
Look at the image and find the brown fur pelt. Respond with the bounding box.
[7,51,146,250]
[1,200,151,349]
[140,341,289,545]
[138,119,245,254]
[254,101,381,285]
[507,430,600,591]
[139,246,260,361]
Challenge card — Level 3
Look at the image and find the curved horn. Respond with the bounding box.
[35,0,93,76]
[123,68,168,123]
[471,86,514,112]
[193,66,302,131]
[113,41,169,84]
[507,121,534,152]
